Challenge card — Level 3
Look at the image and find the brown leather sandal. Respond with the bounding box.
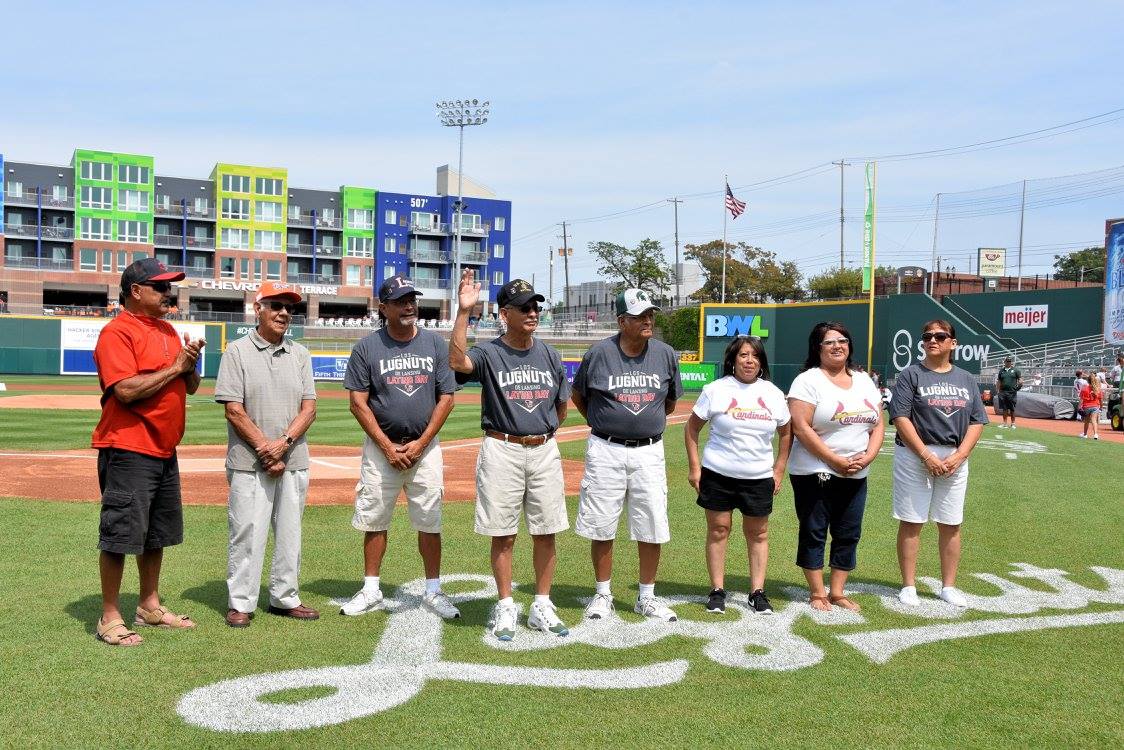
[829,595,862,612]
[135,604,196,629]
[96,617,143,646]
[809,594,832,612]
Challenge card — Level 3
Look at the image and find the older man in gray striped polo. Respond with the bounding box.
[214,281,318,628]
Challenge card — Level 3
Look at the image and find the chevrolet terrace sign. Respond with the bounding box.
[198,279,340,296]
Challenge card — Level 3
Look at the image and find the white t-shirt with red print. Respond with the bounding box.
[787,367,882,478]
[692,375,790,480]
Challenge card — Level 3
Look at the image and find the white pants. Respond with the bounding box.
[353,437,444,533]
[226,468,310,613]
[891,445,969,526]
[575,435,670,544]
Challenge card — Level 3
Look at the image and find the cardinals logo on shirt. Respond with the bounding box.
[829,400,881,425]
[724,397,774,422]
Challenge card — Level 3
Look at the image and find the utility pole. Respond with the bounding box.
[559,222,572,314]
[929,193,941,295]
[833,160,849,270]
[548,246,555,310]
[667,197,683,308]
[1016,179,1027,291]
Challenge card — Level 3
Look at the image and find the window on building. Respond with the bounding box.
[4,243,24,261]
[155,194,171,211]
[320,208,336,224]
[6,211,22,227]
[362,265,372,286]
[117,251,128,269]
[493,271,504,286]
[347,236,373,257]
[221,228,250,249]
[118,220,149,243]
[221,198,250,220]
[102,250,112,271]
[81,161,113,181]
[267,260,281,280]
[80,186,112,210]
[346,265,360,286]
[255,177,282,196]
[80,217,113,240]
[256,201,283,223]
[319,261,337,278]
[410,211,434,230]
[222,174,251,193]
[53,246,70,263]
[383,264,396,282]
[240,258,249,278]
[132,251,148,263]
[458,214,481,230]
[287,260,300,277]
[6,181,22,199]
[384,209,397,225]
[118,165,150,184]
[221,257,235,278]
[193,197,209,215]
[79,248,97,270]
[118,189,149,212]
[254,259,263,280]
[254,230,282,251]
[494,216,506,231]
[348,209,374,230]
[320,234,336,249]
[494,243,505,258]
[289,204,302,220]
[51,185,68,202]
[384,237,396,254]
[193,226,209,241]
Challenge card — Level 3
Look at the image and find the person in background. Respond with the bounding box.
[1110,355,1123,389]
[684,336,791,615]
[787,323,883,611]
[994,357,1022,429]
[1078,376,1103,440]
[1073,370,1088,399]
[890,320,987,609]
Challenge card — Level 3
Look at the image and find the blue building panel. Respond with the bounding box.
[1,153,5,236]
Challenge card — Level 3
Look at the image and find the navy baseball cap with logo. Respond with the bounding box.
[120,257,185,293]
[497,279,545,308]
[378,275,422,302]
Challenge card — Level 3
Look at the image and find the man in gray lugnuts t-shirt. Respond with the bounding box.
[571,288,683,624]
[890,364,988,447]
[465,338,570,436]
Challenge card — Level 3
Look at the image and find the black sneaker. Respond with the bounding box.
[749,589,773,615]
[706,588,727,614]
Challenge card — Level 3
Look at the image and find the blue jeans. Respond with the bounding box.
[789,473,867,571]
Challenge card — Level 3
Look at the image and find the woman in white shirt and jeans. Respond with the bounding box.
[787,322,884,611]
[685,336,792,616]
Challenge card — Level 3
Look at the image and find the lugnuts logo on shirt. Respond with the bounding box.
[607,370,662,415]
[378,354,434,397]
[498,365,555,413]
[918,383,971,417]
[724,396,774,421]
[829,400,881,425]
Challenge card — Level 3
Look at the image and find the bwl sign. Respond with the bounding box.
[198,279,340,296]
[177,564,1124,733]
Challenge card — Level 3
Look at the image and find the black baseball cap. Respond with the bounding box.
[497,279,545,308]
[378,275,422,302]
[120,257,184,293]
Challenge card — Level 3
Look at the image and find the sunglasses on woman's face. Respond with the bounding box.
[268,301,296,314]
[139,281,172,293]
[921,332,951,342]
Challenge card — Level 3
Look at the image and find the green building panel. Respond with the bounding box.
[341,185,377,259]
[211,163,288,252]
[72,149,155,242]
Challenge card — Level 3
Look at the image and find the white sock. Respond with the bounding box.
[595,579,612,596]
[363,576,380,594]
[498,596,514,607]
[638,583,655,599]
[425,578,441,595]
[534,594,552,606]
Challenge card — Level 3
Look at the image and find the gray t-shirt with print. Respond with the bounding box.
[463,337,570,436]
[573,334,683,439]
[890,363,988,447]
[343,327,456,442]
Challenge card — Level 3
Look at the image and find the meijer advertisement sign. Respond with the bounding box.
[1002,304,1048,329]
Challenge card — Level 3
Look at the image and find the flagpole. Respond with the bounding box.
[866,162,877,371]
[721,175,728,303]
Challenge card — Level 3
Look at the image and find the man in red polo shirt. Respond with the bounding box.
[91,258,205,646]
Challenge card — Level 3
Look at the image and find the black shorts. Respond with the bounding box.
[995,391,1017,411]
[97,448,183,555]
[696,467,774,517]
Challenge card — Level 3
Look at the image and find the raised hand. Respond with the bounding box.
[457,269,480,312]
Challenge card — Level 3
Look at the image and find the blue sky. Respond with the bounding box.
[3,1,1123,288]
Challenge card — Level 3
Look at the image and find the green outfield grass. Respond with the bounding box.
[0,406,1121,748]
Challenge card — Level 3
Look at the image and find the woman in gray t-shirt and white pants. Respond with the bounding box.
[889,320,987,609]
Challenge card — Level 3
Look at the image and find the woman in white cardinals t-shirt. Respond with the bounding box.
[684,336,792,616]
[787,322,884,612]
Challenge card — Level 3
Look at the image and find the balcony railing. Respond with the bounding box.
[4,190,75,209]
[154,233,217,250]
[3,256,73,271]
[287,213,312,228]
[457,224,488,237]
[4,224,75,240]
[164,264,215,280]
[409,249,448,263]
[410,220,448,235]
[413,277,451,290]
[314,245,341,258]
[288,273,341,285]
[286,243,314,256]
[456,251,490,265]
[154,203,216,220]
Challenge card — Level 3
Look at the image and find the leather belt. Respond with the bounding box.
[484,429,554,446]
[591,430,663,447]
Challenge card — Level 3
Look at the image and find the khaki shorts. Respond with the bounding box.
[474,436,569,536]
[575,435,670,543]
[891,444,969,526]
[352,437,444,533]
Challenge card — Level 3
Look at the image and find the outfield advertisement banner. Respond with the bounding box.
[59,319,208,376]
[311,354,351,380]
[679,361,716,391]
[1105,220,1124,344]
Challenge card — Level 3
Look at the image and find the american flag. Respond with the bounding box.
[725,182,746,219]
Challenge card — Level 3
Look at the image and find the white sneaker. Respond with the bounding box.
[1080,434,1088,439]
[422,590,461,619]
[527,600,569,636]
[940,587,968,607]
[491,602,518,641]
[584,592,615,620]
[897,585,920,606]
[998,424,1007,429]
[634,595,678,622]
[1010,425,1016,430]
[340,588,383,616]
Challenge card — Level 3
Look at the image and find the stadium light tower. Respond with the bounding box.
[435,99,490,313]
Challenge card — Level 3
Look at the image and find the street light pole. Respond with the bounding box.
[436,99,490,315]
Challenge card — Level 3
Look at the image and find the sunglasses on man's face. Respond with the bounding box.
[267,301,296,314]
[921,332,952,342]
[508,303,542,315]
[139,281,172,293]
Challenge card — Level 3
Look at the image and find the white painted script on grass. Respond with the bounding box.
[177,564,1124,733]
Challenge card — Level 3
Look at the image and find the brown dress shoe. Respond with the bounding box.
[267,604,320,620]
[225,609,252,628]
